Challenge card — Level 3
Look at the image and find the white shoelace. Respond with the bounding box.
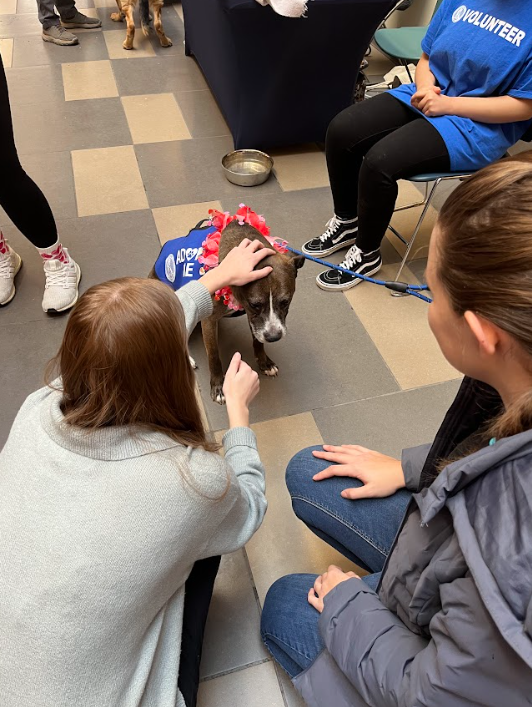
[340,245,363,270]
[319,216,343,242]
[0,251,13,278]
[44,261,74,288]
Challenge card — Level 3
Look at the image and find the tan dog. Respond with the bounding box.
[111,0,172,50]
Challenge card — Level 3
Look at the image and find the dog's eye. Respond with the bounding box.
[249,301,261,312]
[279,299,290,309]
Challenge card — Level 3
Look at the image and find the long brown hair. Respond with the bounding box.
[437,151,532,441]
[47,277,217,452]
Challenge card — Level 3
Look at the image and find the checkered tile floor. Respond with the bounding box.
[0,5,461,704]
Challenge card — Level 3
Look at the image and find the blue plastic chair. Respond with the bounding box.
[374,0,443,81]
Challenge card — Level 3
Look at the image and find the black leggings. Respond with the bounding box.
[0,53,57,248]
[326,92,451,253]
[178,555,221,707]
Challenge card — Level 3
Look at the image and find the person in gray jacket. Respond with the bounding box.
[0,238,275,707]
[261,153,532,706]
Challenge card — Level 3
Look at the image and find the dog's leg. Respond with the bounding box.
[110,0,125,21]
[252,333,279,377]
[151,0,172,47]
[123,3,135,49]
[202,317,225,405]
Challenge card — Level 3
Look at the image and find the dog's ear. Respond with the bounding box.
[288,252,305,275]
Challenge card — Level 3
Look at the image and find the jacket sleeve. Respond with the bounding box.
[401,443,431,492]
[175,280,213,337]
[200,427,267,557]
[320,575,522,707]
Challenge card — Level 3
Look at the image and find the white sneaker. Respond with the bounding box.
[42,250,81,313]
[0,245,23,306]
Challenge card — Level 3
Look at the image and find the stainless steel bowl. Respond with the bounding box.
[222,149,274,187]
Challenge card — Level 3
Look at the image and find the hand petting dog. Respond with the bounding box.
[200,239,275,295]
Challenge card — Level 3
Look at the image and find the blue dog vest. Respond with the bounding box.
[154,222,215,291]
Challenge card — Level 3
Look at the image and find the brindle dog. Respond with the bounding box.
[202,222,304,404]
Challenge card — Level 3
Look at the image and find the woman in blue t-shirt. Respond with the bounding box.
[303,0,532,291]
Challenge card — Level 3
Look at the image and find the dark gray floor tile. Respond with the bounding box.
[0,151,77,226]
[5,63,64,106]
[55,209,161,286]
[200,550,267,679]
[189,273,399,431]
[312,380,462,459]
[0,317,67,450]
[12,31,108,67]
[12,97,131,154]
[112,54,207,96]
[218,190,401,269]
[177,89,229,139]
[135,137,281,209]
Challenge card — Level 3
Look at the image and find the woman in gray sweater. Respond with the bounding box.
[0,239,274,707]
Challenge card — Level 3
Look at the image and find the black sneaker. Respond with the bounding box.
[316,245,382,291]
[302,215,358,257]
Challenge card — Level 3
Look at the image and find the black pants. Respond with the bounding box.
[326,92,450,253]
[178,556,221,707]
[0,53,57,248]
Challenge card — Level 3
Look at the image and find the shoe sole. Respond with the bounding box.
[61,21,102,28]
[316,263,382,292]
[0,254,22,307]
[42,32,79,45]
[302,236,358,258]
[44,263,82,314]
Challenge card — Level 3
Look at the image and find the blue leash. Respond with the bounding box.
[278,242,433,304]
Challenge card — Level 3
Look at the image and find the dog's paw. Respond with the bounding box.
[259,357,279,377]
[122,39,134,49]
[210,384,226,406]
[189,355,197,369]
[110,11,124,20]
[160,37,173,47]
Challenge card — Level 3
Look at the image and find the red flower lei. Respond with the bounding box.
[198,204,288,311]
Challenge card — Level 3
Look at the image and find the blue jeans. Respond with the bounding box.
[261,446,411,678]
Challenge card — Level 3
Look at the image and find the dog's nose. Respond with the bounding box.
[264,332,283,343]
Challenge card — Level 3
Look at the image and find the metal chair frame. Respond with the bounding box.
[388,173,471,290]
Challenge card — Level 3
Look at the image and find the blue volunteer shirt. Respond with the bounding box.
[389,0,532,171]
[154,224,215,291]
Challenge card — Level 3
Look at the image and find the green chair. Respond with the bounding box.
[374,0,443,81]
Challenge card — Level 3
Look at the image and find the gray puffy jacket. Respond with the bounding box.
[294,431,532,706]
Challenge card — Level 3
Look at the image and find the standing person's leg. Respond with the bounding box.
[38,0,80,45]
[56,0,102,29]
[303,93,418,258]
[178,556,221,707]
[39,0,101,45]
[316,113,450,291]
[285,447,411,573]
[0,54,81,311]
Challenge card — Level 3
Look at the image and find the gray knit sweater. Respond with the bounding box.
[0,281,267,707]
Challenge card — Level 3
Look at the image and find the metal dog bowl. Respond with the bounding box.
[222,149,274,187]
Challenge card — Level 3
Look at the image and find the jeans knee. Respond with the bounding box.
[285,446,322,498]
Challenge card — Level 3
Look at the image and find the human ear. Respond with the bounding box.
[464,311,499,356]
